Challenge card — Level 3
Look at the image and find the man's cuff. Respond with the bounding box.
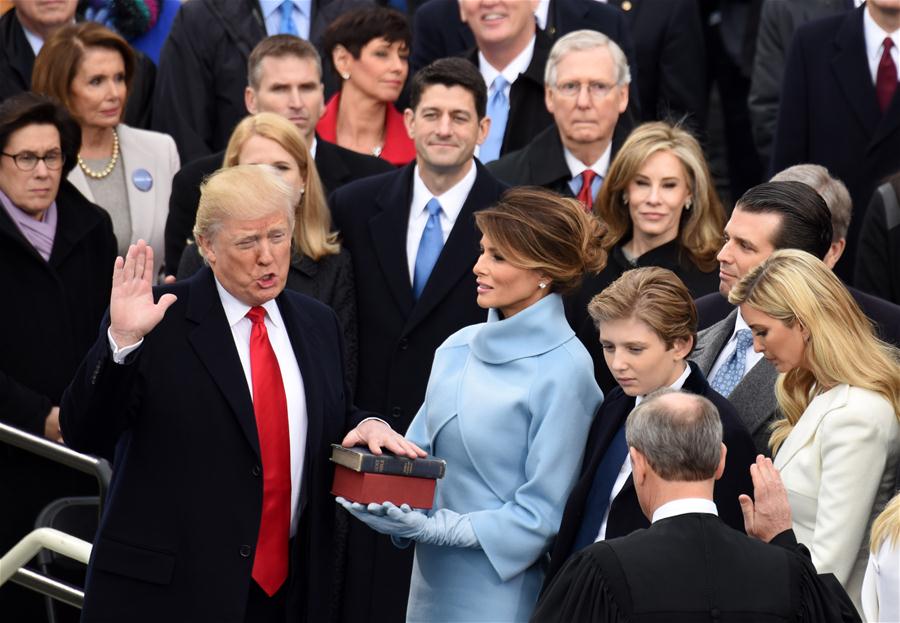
[358,416,390,428]
[107,329,143,364]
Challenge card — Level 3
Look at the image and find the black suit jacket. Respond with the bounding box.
[694,288,900,346]
[771,5,900,282]
[411,0,638,84]
[162,139,392,274]
[0,8,156,129]
[486,121,630,196]
[609,0,707,129]
[60,268,367,622]
[465,29,555,158]
[151,0,370,162]
[544,362,756,588]
[330,161,506,622]
[534,515,860,622]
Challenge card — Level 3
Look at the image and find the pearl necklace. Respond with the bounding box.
[77,129,119,179]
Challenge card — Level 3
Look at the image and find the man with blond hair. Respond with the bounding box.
[61,165,416,623]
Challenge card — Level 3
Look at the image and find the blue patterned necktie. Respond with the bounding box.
[711,328,754,396]
[413,198,443,299]
[480,75,509,163]
[279,0,299,36]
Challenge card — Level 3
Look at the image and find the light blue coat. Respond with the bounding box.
[403,294,603,622]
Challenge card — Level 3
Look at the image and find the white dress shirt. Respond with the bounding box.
[534,0,550,30]
[651,498,719,524]
[594,362,692,542]
[708,307,765,385]
[405,162,477,282]
[863,4,900,85]
[108,279,309,537]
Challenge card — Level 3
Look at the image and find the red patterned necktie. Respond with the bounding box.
[246,306,290,596]
[876,37,897,114]
[577,170,598,212]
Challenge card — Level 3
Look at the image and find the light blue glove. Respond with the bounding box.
[336,497,479,548]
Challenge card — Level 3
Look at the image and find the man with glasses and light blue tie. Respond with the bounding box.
[329,57,506,623]
[488,30,632,212]
[152,0,370,163]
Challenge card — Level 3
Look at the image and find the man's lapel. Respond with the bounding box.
[186,268,260,458]
[368,165,417,316]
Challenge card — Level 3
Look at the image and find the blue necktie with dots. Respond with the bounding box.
[711,329,754,396]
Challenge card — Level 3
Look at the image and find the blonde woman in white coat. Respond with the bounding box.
[33,22,179,281]
[730,249,900,618]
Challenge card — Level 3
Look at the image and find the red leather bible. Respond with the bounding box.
[331,465,437,509]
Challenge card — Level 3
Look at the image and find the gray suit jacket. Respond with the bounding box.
[691,308,779,455]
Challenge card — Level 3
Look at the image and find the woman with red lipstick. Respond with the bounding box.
[318,7,415,166]
[567,121,725,392]
[32,22,178,281]
[341,188,606,622]
[729,249,900,614]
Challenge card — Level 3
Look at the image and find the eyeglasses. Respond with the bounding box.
[1,150,65,171]
[553,81,616,100]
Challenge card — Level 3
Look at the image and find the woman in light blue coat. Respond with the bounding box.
[341,188,608,622]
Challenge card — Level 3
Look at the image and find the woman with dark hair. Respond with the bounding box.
[340,188,606,622]
[318,6,414,165]
[0,91,117,618]
[33,21,178,280]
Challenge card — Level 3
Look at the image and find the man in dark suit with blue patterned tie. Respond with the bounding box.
[329,57,507,623]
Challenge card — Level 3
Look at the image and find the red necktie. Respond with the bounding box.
[876,37,897,114]
[246,307,290,596]
[577,170,598,212]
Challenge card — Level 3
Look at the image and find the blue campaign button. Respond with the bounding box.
[132,168,153,192]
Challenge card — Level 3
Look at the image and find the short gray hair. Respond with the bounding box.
[193,164,296,251]
[625,389,722,481]
[544,29,631,87]
[770,164,852,241]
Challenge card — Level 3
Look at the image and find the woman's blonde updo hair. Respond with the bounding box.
[728,249,900,453]
[594,121,724,272]
[474,187,607,295]
[223,112,337,260]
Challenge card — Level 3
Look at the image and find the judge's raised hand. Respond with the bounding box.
[739,455,793,543]
[109,240,177,348]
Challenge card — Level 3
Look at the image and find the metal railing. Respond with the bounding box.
[0,421,112,610]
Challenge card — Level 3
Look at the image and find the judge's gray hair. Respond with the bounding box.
[625,389,722,481]
[544,29,631,87]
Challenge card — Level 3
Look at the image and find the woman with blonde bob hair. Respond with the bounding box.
[178,112,357,386]
[729,249,900,614]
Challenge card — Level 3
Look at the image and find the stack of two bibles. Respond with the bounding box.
[330,444,446,508]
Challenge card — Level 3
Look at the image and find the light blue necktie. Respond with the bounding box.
[413,198,443,299]
[480,75,509,163]
[710,329,754,396]
[279,0,299,36]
